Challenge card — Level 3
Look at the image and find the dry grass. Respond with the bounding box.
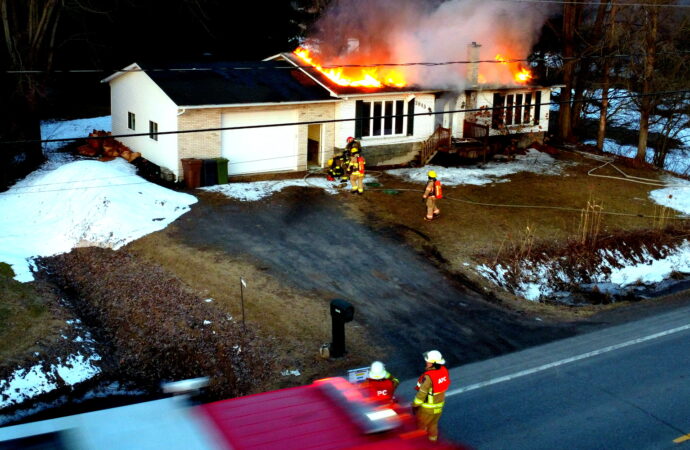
[356,150,686,317]
[0,264,66,364]
[125,233,383,389]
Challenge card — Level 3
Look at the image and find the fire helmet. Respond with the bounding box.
[369,361,387,380]
[347,136,354,143]
[428,170,437,179]
[423,350,445,365]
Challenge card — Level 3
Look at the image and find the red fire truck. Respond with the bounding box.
[0,377,464,449]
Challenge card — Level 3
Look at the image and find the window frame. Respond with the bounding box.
[149,120,158,141]
[127,112,136,130]
[355,99,410,139]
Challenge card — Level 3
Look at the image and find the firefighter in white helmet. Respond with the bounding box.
[360,361,399,404]
[422,170,442,221]
[413,350,451,442]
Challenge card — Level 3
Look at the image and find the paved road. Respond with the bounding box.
[170,188,577,377]
[397,304,690,449]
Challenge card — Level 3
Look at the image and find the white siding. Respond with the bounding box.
[334,94,437,147]
[221,109,299,175]
[110,71,179,176]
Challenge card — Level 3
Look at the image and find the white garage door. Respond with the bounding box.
[221,109,299,176]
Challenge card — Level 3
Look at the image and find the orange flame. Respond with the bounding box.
[494,54,533,84]
[294,47,406,88]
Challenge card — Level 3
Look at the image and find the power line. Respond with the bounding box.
[494,0,690,7]
[5,50,690,74]
[2,88,688,147]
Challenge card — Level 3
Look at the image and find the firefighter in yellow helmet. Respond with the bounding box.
[413,350,451,442]
[326,157,344,182]
[347,147,366,194]
[422,170,442,221]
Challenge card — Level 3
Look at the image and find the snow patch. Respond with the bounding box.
[386,149,574,186]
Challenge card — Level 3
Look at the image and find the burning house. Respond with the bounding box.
[103,1,557,181]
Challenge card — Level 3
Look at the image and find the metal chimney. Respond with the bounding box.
[467,42,481,86]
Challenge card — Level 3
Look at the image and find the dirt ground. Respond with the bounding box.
[4,147,690,420]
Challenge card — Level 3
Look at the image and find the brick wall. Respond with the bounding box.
[178,108,221,177]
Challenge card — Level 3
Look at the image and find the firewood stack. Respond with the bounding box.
[77,130,142,163]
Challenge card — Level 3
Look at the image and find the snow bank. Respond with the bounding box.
[0,319,102,409]
[477,241,690,302]
[0,158,197,282]
[649,175,690,215]
[386,149,574,186]
[202,174,359,201]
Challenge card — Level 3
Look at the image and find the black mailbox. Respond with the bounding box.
[330,298,354,323]
[329,299,354,358]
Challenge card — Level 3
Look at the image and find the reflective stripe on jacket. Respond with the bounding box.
[414,366,450,410]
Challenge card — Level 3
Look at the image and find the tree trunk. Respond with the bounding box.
[636,5,658,163]
[558,2,577,142]
[597,64,609,151]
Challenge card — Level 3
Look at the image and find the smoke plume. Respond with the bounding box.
[305,0,555,89]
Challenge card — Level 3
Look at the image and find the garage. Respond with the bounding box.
[221,109,299,176]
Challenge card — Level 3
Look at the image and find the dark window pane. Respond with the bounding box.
[362,102,371,137]
[407,99,415,136]
[534,91,542,125]
[373,102,382,136]
[515,94,523,125]
[506,95,514,126]
[355,100,364,138]
[524,93,532,123]
[395,100,404,134]
[384,101,393,135]
[491,93,504,129]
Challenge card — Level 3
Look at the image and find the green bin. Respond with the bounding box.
[216,157,229,184]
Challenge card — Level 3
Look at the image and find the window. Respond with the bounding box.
[491,93,505,128]
[127,112,136,130]
[354,99,410,138]
[534,91,542,125]
[515,94,523,125]
[523,93,532,123]
[149,120,158,141]
[491,91,542,129]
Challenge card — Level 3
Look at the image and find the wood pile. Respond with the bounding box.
[77,130,142,163]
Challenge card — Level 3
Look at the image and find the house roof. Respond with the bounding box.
[268,52,437,97]
[105,61,338,107]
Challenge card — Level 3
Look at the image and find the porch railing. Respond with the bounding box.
[418,126,451,166]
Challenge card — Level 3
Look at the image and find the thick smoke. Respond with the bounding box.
[306,0,555,89]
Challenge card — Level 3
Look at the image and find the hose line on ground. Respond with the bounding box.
[303,171,690,221]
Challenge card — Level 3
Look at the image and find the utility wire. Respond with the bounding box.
[6,51,690,74]
[494,0,690,7]
[3,88,688,147]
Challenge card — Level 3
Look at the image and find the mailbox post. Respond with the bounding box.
[329,299,354,358]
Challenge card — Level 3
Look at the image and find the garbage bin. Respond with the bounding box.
[201,158,218,186]
[216,157,229,184]
[181,158,202,189]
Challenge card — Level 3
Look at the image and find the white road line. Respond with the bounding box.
[446,323,690,397]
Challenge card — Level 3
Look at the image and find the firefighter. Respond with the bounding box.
[360,361,399,404]
[412,350,451,442]
[422,170,442,221]
[347,147,366,194]
[326,157,344,182]
[346,136,361,153]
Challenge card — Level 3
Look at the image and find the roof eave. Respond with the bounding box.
[177,98,340,109]
[101,62,141,84]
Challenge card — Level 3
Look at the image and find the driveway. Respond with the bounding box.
[170,187,577,378]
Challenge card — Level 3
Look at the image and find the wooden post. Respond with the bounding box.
[240,277,246,329]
